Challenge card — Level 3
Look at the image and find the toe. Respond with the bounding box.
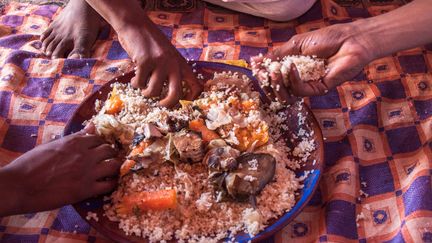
[68,36,94,59]
[41,34,55,54]
[40,27,53,42]
[45,38,61,57]
[52,40,73,59]
[68,48,87,59]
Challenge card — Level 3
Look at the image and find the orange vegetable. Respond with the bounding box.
[120,159,136,177]
[235,123,269,151]
[189,119,220,142]
[196,99,217,112]
[116,189,177,215]
[106,94,123,115]
[241,100,258,112]
[179,100,193,109]
[129,141,151,157]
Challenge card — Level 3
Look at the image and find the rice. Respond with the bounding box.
[89,73,317,242]
[258,55,327,84]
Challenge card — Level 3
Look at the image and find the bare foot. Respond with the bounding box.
[40,0,103,59]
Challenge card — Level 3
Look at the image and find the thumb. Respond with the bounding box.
[83,122,96,135]
[324,55,365,90]
[288,64,327,97]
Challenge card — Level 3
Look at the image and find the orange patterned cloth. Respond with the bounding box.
[0,1,431,242]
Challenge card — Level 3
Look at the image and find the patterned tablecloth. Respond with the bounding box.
[0,0,431,242]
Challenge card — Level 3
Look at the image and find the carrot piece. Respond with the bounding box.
[120,159,136,177]
[189,119,220,142]
[235,123,269,151]
[116,189,177,215]
[189,119,204,131]
[106,95,123,115]
[129,141,151,157]
[241,100,258,112]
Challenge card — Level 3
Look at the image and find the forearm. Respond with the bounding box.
[84,0,155,32]
[353,0,432,59]
[0,166,22,216]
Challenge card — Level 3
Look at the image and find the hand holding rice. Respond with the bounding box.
[251,54,328,104]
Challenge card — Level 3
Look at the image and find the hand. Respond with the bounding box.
[251,23,375,102]
[117,24,202,107]
[0,123,121,216]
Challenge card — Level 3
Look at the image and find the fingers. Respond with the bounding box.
[131,57,198,105]
[92,180,117,196]
[324,55,364,89]
[131,62,152,89]
[269,70,295,104]
[83,122,96,134]
[142,68,165,97]
[322,62,345,91]
[75,133,106,148]
[182,65,202,100]
[288,63,328,97]
[91,143,118,161]
[250,54,265,70]
[257,69,276,101]
[159,69,182,108]
[251,57,276,101]
[273,36,302,58]
[93,158,122,179]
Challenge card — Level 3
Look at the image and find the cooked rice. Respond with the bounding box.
[258,55,326,84]
[90,72,316,242]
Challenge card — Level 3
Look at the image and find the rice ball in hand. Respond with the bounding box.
[251,54,328,104]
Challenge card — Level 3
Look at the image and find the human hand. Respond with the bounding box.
[251,23,375,102]
[117,24,202,107]
[0,123,121,216]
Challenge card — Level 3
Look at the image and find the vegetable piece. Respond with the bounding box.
[143,123,162,139]
[116,189,177,215]
[166,117,188,133]
[189,119,220,142]
[132,134,145,147]
[105,89,123,115]
[241,100,258,112]
[179,100,193,109]
[92,114,134,145]
[173,131,204,163]
[204,146,240,173]
[207,139,228,149]
[234,123,269,152]
[129,140,151,157]
[165,134,180,164]
[120,159,136,177]
[224,153,276,201]
[204,146,240,193]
